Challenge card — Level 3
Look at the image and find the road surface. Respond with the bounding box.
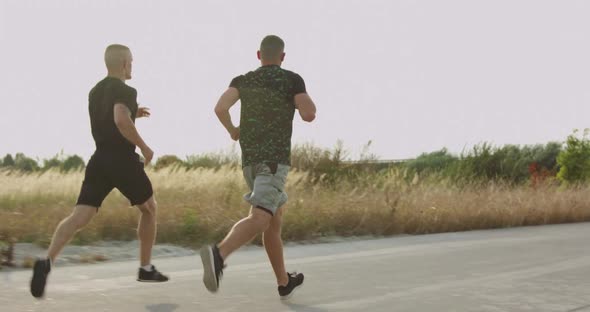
[1,223,590,311]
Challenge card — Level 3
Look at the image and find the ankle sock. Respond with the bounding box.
[141,264,153,271]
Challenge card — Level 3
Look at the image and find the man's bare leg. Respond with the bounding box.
[47,205,97,261]
[31,205,96,298]
[136,196,157,267]
[262,206,289,286]
[217,207,272,260]
[135,195,168,282]
[201,207,272,292]
[262,205,305,299]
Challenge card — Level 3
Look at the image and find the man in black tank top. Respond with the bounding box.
[201,35,317,300]
[30,44,168,299]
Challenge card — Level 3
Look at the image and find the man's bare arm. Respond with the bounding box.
[214,87,241,141]
[294,93,316,122]
[114,103,154,165]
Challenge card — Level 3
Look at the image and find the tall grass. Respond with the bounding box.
[1,165,589,249]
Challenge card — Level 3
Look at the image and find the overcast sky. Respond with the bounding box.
[1,0,589,161]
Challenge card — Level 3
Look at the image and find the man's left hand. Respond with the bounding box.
[137,107,151,118]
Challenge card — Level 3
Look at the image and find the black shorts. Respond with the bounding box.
[76,151,153,208]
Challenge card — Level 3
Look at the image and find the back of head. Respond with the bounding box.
[104,44,131,71]
[259,35,285,62]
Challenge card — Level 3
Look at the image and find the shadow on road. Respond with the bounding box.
[145,303,179,312]
[281,302,328,312]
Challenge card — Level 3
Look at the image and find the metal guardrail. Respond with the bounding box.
[342,159,414,164]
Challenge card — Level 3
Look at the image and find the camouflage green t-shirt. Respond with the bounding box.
[230,65,306,167]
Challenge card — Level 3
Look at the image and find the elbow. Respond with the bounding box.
[114,119,124,129]
[214,106,225,117]
[302,113,316,122]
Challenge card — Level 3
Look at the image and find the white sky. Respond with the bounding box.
[1,0,589,161]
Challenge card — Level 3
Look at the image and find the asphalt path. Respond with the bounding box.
[2,223,590,311]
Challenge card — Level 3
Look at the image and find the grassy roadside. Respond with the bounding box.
[1,166,589,251]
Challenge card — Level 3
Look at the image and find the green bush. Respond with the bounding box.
[185,151,240,169]
[405,148,459,175]
[42,155,62,170]
[155,155,185,170]
[291,141,344,170]
[42,153,85,172]
[1,153,85,173]
[402,143,561,184]
[62,155,85,172]
[453,143,561,183]
[14,153,39,172]
[2,154,15,167]
[155,150,241,171]
[291,141,348,185]
[557,129,590,184]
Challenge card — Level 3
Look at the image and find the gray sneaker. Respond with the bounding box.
[200,245,224,293]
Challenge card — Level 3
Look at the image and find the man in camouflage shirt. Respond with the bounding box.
[201,35,317,300]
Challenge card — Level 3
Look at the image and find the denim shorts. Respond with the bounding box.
[242,162,289,215]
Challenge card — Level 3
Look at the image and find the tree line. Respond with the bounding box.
[0,153,85,172]
[2,129,589,184]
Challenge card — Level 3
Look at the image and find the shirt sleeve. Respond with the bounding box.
[229,75,243,89]
[112,83,138,115]
[291,74,307,96]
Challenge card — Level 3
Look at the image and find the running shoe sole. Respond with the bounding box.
[280,283,303,300]
[30,259,49,298]
[200,246,218,292]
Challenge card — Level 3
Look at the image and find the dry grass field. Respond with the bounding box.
[1,165,589,249]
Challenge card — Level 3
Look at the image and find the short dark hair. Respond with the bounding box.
[260,35,285,60]
[104,44,131,69]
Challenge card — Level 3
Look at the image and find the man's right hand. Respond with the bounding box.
[230,126,240,141]
[140,145,154,166]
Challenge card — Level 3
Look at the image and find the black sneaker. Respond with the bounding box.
[278,272,304,300]
[137,265,169,282]
[200,245,224,293]
[30,258,51,298]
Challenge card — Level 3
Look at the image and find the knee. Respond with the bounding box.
[249,213,271,232]
[266,209,283,234]
[266,218,282,234]
[139,200,157,216]
[68,206,97,229]
[68,215,85,230]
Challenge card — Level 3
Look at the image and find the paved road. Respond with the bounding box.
[2,223,590,311]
